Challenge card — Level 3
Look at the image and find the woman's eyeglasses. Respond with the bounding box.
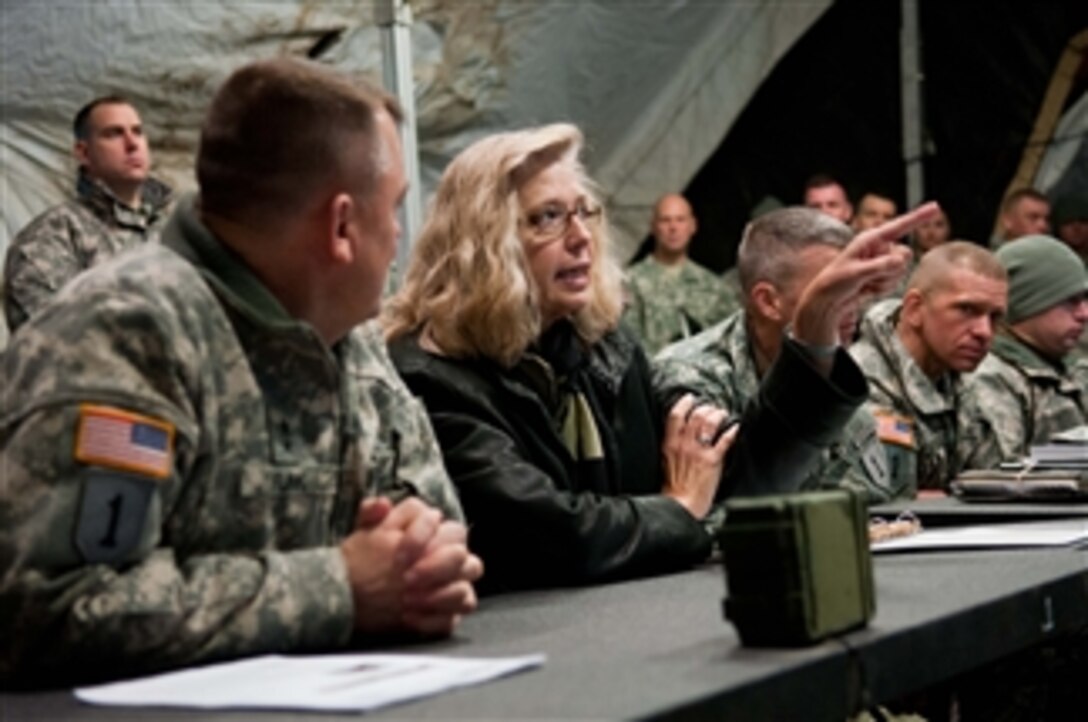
[522,201,602,240]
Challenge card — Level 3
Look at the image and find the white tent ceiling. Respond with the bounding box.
[1,0,833,251]
[0,0,831,344]
[1037,90,1088,200]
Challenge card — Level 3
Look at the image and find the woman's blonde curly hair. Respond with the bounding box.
[383,123,624,366]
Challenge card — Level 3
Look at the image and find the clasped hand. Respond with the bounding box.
[340,496,483,637]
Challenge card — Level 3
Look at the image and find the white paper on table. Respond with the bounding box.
[74,653,545,712]
[872,519,1088,553]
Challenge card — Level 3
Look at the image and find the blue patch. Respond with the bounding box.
[130,422,168,451]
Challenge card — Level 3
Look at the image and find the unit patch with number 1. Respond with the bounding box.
[72,405,174,565]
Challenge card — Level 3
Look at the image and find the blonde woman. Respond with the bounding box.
[385,124,928,592]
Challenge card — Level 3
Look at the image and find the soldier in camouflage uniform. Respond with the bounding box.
[850,242,1007,491]
[719,265,744,314]
[888,209,954,298]
[851,191,897,232]
[0,58,480,688]
[991,188,1050,248]
[1049,195,1088,360]
[803,173,853,223]
[655,207,907,504]
[3,95,173,332]
[966,235,1088,460]
[623,194,735,354]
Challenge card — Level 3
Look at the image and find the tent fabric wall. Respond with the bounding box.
[0,0,827,345]
[1038,89,1088,201]
[677,0,1088,275]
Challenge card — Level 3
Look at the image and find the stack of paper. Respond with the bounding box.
[871,519,1088,553]
[1018,425,1088,469]
[1029,444,1088,468]
[1050,425,1088,444]
[75,653,545,713]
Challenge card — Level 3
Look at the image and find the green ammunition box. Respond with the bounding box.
[718,489,875,646]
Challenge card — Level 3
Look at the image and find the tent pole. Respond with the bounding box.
[900,0,924,210]
[376,0,422,289]
[994,28,1088,238]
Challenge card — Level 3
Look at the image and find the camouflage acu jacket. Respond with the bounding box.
[1073,327,1088,362]
[850,299,1002,491]
[652,311,905,503]
[0,196,461,686]
[966,332,1088,460]
[719,266,744,316]
[622,255,735,355]
[3,169,173,331]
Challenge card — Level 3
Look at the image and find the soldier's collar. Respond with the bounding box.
[162,195,300,330]
[650,254,688,274]
[76,169,172,222]
[887,314,959,414]
[994,331,1067,376]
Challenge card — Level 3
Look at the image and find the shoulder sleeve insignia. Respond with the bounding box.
[75,469,157,565]
[860,441,890,486]
[75,404,175,479]
[873,408,916,449]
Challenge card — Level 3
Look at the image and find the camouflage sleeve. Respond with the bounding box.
[865,401,920,498]
[3,209,86,331]
[0,299,353,686]
[963,365,1031,462]
[824,408,911,503]
[957,385,1007,471]
[709,278,739,328]
[1075,360,1088,395]
[393,395,465,521]
[651,350,739,414]
[619,276,648,346]
[720,271,744,318]
[357,323,464,522]
[847,340,917,488]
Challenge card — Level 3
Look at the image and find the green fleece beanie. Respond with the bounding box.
[996,234,1088,324]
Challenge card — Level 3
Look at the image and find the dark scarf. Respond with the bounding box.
[516,321,615,489]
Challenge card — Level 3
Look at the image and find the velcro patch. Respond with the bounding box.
[860,441,890,486]
[75,404,174,479]
[873,409,916,449]
[75,469,156,565]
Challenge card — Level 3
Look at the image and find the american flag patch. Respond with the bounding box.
[74,405,174,479]
[873,409,916,449]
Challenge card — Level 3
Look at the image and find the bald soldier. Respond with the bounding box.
[654,206,939,504]
[966,236,1088,459]
[0,59,480,688]
[851,242,1006,491]
[623,194,735,354]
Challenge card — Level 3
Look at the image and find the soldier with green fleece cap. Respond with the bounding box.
[966,234,1088,461]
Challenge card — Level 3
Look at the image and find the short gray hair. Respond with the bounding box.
[737,207,853,293]
[909,240,1006,295]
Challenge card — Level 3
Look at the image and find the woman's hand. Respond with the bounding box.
[660,394,739,519]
